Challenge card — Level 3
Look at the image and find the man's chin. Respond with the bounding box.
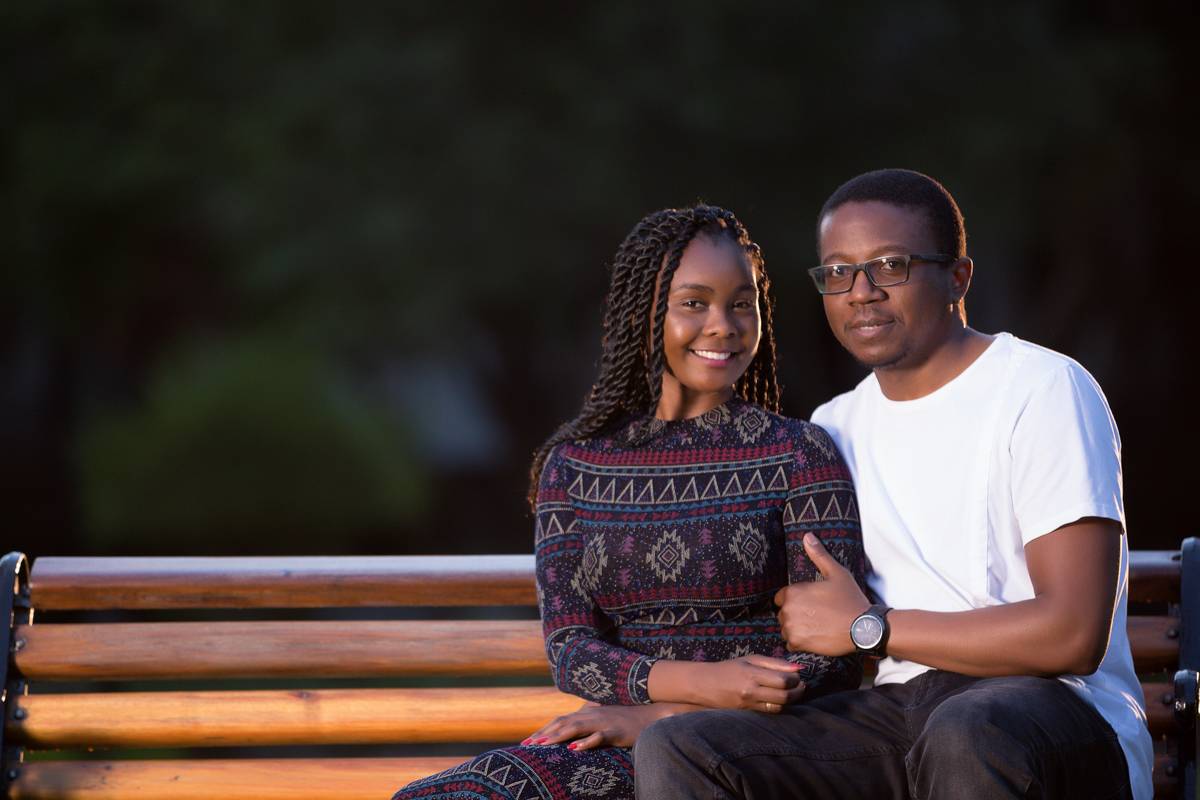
[847,346,909,372]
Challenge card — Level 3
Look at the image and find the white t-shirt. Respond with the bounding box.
[811,332,1153,800]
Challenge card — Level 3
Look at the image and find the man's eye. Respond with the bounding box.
[827,265,851,278]
[877,258,907,273]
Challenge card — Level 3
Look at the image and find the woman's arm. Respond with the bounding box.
[535,445,658,705]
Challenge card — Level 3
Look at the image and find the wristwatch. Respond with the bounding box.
[850,604,892,657]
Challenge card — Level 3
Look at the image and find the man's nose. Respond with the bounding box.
[846,268,884,303]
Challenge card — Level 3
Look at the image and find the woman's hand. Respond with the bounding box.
[520,701,699,751]
[646,655,806,711]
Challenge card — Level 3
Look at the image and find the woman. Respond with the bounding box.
[393,205,865,800]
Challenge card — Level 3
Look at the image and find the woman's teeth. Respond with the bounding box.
[693,350,733,360]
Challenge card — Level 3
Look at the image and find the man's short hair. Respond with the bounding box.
[818,169,967,259]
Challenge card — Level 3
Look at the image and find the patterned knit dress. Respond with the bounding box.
[393,398,865,800]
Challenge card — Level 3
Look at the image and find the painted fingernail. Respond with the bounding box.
[535,737,549,744]
[520,739,532,745]
[567,742,578,750]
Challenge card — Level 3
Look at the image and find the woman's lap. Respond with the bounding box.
[392,742,634,800]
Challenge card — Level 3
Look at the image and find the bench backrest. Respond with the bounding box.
[3,544,1198,800]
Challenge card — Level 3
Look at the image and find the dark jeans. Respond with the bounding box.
[634,670,1132,800]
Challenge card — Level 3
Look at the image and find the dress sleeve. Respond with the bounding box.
[782,422,868,701]
[534,443,657,705]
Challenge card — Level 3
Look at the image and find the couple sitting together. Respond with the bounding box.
[394,169,1153,800]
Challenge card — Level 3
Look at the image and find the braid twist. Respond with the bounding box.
[528,205,781,509]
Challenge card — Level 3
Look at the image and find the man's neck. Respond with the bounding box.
[875,327,996,401]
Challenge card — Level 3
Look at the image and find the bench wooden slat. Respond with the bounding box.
[7,687,583,749]
[1129,551,1183,604]
[5,757,465,800]
[14,620,549,681]
[3,755,1185,800]
[27,556,537,610]
[13,681,1176,751]
[1126,615,1182,672]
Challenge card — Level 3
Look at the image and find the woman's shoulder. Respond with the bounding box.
[732,400,843,463]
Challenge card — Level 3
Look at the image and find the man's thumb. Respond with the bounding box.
[802,532,835,578]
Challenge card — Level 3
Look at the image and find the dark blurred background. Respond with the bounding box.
[4,1,1195,559]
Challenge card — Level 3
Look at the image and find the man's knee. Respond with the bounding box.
[632,714,679,764]
[908,677,1127,799]
[915,677,1050,757]
[634,710,713,767]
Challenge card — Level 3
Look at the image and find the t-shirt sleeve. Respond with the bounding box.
[782,421,867,700]
[1010,363,1125,545]
[534,444,657,705]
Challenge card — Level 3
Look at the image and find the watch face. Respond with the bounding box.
[851,613,884,649]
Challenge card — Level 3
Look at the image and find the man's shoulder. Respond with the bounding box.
[810,372,877,432]
[992,333,1106,400]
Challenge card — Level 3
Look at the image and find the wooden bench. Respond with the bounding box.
[2,542,1198,800]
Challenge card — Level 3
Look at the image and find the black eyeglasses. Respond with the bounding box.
[807,254,957,295]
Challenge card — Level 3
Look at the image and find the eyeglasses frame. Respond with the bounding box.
[807,253,958,295]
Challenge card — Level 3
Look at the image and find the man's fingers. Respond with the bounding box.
[803,532,845,579]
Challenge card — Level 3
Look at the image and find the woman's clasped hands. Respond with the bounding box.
[522,654,805,751]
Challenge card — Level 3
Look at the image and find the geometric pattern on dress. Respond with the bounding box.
[581,533,608,593]
[392,744,636,800]
[767,466,788,491]
[570,661,614,701]
[645,529,690,582]
[568,764,624,797]
[568,466,801,508]
[803,424,838,460]
[569,564,590,599]
[693,404,732,431]
[730,642,755,658]
[733,404,772,443]
[822,493,842,520]
[727,521,768,574]
[844,495,859,522]
[536,511,570,545]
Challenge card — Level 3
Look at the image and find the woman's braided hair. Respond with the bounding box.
[527,204,780,510]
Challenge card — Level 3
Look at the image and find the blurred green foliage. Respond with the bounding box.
[3,0,1195,555]
[77,335,425,553]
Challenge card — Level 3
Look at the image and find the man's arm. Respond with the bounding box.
[775,518,1122,677]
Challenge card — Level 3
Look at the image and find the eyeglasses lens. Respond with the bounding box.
[814,256,910,294]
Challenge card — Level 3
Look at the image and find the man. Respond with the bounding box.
[633,169,1153,799]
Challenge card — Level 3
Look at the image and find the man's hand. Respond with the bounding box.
[776,519,1122,677]
[774,532,870,656]
[520,702,694,751]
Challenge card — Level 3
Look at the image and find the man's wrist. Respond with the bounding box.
[850,604,893,657]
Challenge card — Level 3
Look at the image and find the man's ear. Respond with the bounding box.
[949,257,973,304]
